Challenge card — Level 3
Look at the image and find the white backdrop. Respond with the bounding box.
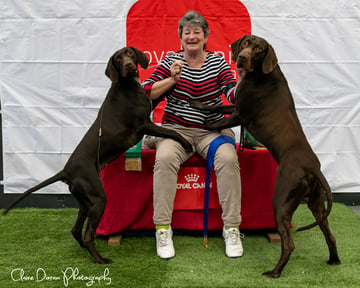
[0,0,359,194]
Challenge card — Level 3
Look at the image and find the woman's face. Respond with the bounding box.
[180,25,208,52]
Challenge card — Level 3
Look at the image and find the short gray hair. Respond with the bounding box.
[178,11,210,38]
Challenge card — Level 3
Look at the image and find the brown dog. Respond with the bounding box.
[4,47,193,264]
[191,35,341,278]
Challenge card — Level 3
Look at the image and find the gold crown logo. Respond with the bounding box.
[184,174,199,182]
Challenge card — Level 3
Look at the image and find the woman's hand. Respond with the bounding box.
[148,60,183,100]
[170,60,183,82]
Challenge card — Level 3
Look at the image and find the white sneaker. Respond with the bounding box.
[155,226,175,259]
[223,226,244,258]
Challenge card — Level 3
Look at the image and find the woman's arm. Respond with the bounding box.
[144,59,183,100]
[216,56,237,104]
[148,77,177,100]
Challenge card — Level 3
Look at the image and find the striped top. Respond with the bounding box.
[142,51,236,128]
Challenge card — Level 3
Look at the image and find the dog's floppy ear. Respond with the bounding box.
[130,47,149,69]
[105,52,119,82]
[262,44,278,74]
[231,35,248,62]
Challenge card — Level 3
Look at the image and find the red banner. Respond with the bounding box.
[126,0,251,122]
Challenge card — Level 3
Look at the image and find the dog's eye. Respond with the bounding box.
[254,47,262,53]
[242,40,249,48]
[126,50,135,57]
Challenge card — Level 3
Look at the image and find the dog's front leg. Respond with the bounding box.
[140,122,193,153]
[190,100,236,115]
[204,111,242,131]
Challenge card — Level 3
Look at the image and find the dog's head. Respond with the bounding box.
[105,47,149,83]
[231,35,278,75]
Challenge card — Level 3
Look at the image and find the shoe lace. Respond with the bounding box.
[227,229,245,245]
[158,231,169,247]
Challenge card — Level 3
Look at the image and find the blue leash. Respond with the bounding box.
[203,135,236,247]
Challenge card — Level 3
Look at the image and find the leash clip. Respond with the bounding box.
[203,236,208,248]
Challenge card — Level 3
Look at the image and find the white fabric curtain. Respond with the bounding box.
[1,0,359,194]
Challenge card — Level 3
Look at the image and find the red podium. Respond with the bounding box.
[96,147,278,236]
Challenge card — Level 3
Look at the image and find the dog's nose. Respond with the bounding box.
[236,53,249,66]
[125,61,134,67]
[237,53,248,63]
[124,61,137,71]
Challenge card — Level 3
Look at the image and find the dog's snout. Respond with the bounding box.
[124,60,137,72]
[236,52,249,68]
[235,49,252,73]
[122,58,138,78]
[238,53,248,62]
[125,61,134,67]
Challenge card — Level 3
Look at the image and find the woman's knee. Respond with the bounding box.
[214,144,239,170]
[155,141,183,171]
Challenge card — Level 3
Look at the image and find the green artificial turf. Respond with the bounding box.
[0,203,359,288]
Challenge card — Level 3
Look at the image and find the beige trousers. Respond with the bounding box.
[152,126,242,227]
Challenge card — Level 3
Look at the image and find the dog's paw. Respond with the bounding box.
[327,257,341,265]
[203,120,210,130]
[262,270,281,278]
[203,121,216,131]
[96,257,113,264]
[182,141,193,153]
[189,100,203,110]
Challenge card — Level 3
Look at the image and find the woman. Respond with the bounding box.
[142,10,243,259]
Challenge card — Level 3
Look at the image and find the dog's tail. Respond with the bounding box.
[296,172,333,232]
[2,171,66,215]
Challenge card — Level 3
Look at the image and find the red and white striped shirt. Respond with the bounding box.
[142,51,236,129]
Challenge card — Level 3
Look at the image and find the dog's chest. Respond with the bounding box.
[235,82,258,114]
[113,84,151,111]
[235,76,274,114]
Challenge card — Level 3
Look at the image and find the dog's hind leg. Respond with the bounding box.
[72,178,112,264]
[263,175,305,278]
[82,195,112,264]
[72,204,87,247]
[306,181,341,266]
